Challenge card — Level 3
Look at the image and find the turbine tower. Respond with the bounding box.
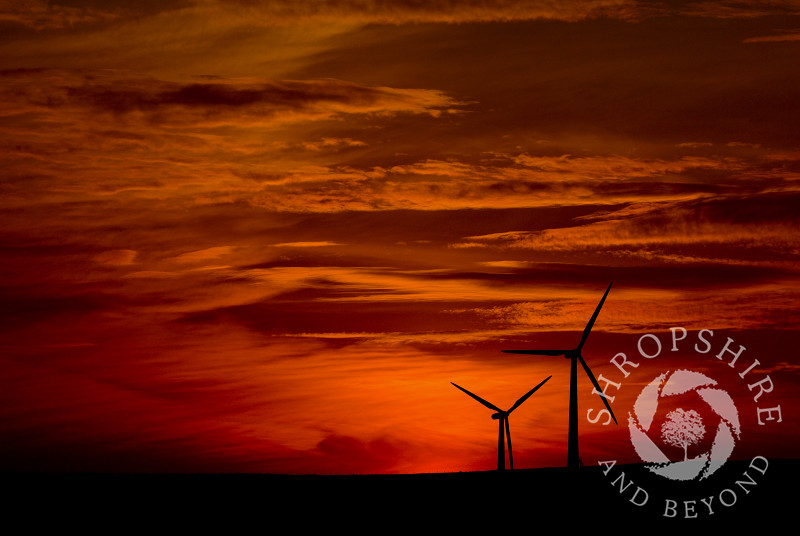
[451,376,551,471]
[503,282,617,470]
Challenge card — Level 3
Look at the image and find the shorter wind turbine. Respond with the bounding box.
[451,376,551,471]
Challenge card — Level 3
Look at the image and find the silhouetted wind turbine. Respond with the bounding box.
[503,282,617,470]
[451,376,551,471]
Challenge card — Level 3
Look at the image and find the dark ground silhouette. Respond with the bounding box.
[3,458,795,529]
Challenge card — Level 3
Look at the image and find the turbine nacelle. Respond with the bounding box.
[491,412,507,420]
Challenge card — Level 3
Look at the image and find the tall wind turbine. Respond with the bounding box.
[503,282,617,470]
[451,376,551,471]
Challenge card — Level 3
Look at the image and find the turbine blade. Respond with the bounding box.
[505,417,513,470]
[578,282,613,350]
[502,349,567,356]
[451,382,503,413]
[578,354,618,425]
[507,375,552,414]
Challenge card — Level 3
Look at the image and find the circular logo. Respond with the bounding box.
[628,369,741,481]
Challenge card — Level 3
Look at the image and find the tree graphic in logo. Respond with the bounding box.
[628,369,741,481]
[661,408,705,462]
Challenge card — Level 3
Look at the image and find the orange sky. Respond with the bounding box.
[1,1,799,474]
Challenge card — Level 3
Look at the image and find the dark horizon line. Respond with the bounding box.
[2,456,796,478]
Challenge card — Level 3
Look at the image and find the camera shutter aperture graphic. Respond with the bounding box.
[628,370,742,481]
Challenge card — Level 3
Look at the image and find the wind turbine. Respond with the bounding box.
[503,282,617,470]
[451,376,551,471]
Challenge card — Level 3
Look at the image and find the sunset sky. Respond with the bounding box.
[1,0,799,474]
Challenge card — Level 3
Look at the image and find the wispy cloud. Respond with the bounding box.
[0,68,463,207]
[1,70,460,127]
[753,361,800,374]
[680,1,800,19]
[453,195,800,252]
[93,249,137,266]
[213,0,652,24]
[744,28,800,42]
[211,0,800,25]
[171,246,235,264]
[0,0,119,30]
[272,242,343,248]
[247,153,770,212]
